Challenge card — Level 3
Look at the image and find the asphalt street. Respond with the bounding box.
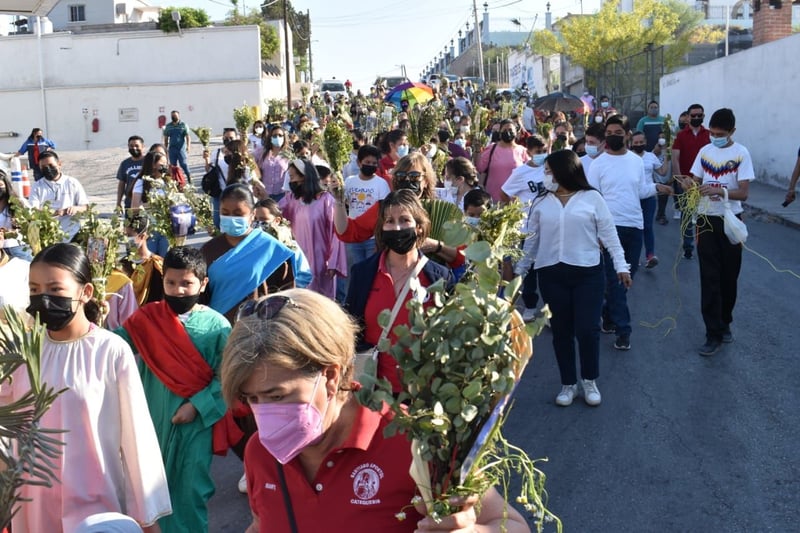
[52,147,800,532]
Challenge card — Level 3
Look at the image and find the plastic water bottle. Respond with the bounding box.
[10,156,24,198]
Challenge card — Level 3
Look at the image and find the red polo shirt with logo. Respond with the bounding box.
[245,402,423,532]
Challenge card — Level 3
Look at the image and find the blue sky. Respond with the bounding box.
[158,0,603,90]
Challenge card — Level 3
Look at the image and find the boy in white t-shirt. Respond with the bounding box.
[680,108,754,357]
[343,145,389,266]
[500,134,548,206]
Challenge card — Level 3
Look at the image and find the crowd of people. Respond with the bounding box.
[0,79,766,532]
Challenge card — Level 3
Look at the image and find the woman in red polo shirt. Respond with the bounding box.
[220,289,530,533]
[344,190,454,393]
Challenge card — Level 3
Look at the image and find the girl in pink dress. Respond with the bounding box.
[279,159,347,299]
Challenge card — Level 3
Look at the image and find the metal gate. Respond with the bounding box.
[589,45,666,120]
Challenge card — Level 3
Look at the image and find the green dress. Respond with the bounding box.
[117,305,231,533]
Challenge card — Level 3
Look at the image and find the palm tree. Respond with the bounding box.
[0,306,65,529]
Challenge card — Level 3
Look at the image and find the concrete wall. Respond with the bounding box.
[660,33,800,188]
[0,25,277,152]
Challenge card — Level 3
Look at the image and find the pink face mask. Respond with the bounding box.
[251,374,329,464]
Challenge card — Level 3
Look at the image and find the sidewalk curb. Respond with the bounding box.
[743,202,800,231]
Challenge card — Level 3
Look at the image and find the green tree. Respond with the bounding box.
[225,9,280,60]
[531,0,705,71]
[158,6,210,32]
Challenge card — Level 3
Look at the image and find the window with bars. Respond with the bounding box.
[68,5,86,22]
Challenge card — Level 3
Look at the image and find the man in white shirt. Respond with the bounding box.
[680,108,754,357]
[579,123,605,175]
[587,115,671,350]
[28,151,88,241]
[501,134,548,322]
[343,144,389,266]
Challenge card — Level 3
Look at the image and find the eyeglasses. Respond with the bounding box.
[394,171,423,180]
[237,295,296,321]
[690,113,704,118]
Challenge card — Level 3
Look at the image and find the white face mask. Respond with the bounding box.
[658,138,667,146]
[427,145,437,159]
[594,116,604,124]
[543,173,559,192]
[254,127,264,135]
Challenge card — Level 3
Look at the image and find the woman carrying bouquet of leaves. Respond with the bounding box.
[334,153,465,271]
[345,190,454,393]
[1,243,171,531]
[220,288,529,533]
[254,125,291,202]
[129,150,171,257]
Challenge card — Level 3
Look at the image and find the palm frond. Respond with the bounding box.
[422,199,464,242]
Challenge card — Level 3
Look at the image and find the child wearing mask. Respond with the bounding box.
[117,246,232,533]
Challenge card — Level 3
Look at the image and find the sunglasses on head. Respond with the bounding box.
[394,171,422,180]
[237,295,297,322]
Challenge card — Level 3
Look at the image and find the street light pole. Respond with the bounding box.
[307,8,313,83]
[283,0,292,110]
[472,0,485,82]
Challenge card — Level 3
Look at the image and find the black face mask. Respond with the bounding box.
[171,116,179,123]
[0,186,7,199]
[224,155,232,165]
[500,130,515,143]
[690,117,703,128]
[556,134,567,143]
[361,164,377,177]
[26,294,78,331]
[41,165,59,181]
[381,228,418,255]
[631,145,646,154]
[289,182,304,198]
[352,141,361,151]
[605,135,625,151]
[490,131,501,143]
[395,180,421,195]
[129,148,142,158]
[164,293,200,315]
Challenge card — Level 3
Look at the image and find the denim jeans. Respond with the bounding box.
[3,245,33,261]
[211,196,221,230]
[169,148,190,178]
[147,232,170,257]
[602,226,642,336]
[346,239,377,269]
[640,197,656,258]
[538,263,604,385]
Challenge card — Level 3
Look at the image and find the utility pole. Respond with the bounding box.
[283,0,292,110]
[307,8,313,84]
[472,0,485,82]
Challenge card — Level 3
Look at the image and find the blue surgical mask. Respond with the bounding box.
[220,215,251,237]
[585,145,600,157]
[710,135,728,148]
[601,101,609,109]
[532,154,547,166]
[465,216,480,227]
[396,145,409,157]
[454,138,467,148]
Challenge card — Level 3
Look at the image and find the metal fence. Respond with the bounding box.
[588,44,666,121]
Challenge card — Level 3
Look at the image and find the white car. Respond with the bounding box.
[319,80,348,101]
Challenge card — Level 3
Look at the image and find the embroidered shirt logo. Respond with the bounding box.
[350,463,383,505]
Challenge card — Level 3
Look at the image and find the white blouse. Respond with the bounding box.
[517,189,630,274]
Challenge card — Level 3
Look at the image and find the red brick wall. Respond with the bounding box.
[753,3,793,46]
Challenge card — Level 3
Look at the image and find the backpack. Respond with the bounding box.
[201,149,225,198]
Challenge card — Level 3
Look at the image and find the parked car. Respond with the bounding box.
[375,76,410,91]
[319,79,348,101]
[461,76,485,90]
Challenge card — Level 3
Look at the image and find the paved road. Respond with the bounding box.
[54,148,800,531]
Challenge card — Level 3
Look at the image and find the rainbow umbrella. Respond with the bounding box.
[384,82,435,110]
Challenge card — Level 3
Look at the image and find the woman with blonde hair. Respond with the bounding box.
[334,153,462,267]
[220,288,530,533]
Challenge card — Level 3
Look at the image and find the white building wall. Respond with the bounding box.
[47,0,116,28]
[0,25,270,152]
[660,33,800,187]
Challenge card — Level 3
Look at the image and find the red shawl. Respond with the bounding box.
[124,300,243,455]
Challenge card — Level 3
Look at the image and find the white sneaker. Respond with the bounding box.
[673,211,682,220]
[582,379,602,406]
[521,307,538,322]
[555,384,578,406]
[238,472,247,494]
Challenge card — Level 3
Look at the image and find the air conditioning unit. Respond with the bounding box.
[115,3,127,16]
